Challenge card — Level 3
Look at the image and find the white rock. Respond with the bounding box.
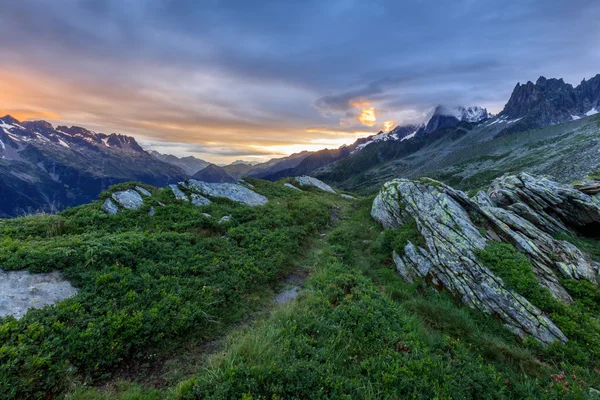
[340,194,356,200]
[0,270,78,319]
[112,190,144,210]
[295,176,336,193]
[101,198,119,215]
[135,186,152,197]
[191,193,211,206]
[182,179,268,207]
[219,215,232,224]
[169,184,189,201]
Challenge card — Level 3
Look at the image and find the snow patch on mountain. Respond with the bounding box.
[0,122,15,131]
[586,108,598,116]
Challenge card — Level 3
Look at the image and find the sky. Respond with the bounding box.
[1,0,599,164]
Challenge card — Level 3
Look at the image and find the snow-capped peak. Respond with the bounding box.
[458,106,491,123]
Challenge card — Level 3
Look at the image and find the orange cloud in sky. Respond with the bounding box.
[358,107,376,126]
[383,120,394,132]
[350,100,372,108]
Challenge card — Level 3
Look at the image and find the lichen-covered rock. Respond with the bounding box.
[112,190,144,210]
[474,191,597,302]
[169,184,189,201]
[101,198,119,215]
[181,179,268,207]
[295,176,336,193]
[135,186,152,197]
[284,183,302,191]
[372,178,567,344]
[191,193,211,206]
[488,173,600,235]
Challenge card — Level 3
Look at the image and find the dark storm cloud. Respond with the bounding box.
[1,0,599,161]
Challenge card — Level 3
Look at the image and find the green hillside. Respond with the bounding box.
[1,176,600,399]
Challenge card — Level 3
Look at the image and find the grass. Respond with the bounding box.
[0,180,339,399]
[5,180,600,399]
[173,198,600,399]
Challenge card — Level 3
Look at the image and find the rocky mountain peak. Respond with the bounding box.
[106,133,145,152]
[424,105,488,134]
[498,74,600,135]
[0,115,21,125]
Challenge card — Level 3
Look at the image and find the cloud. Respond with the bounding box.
[0,0,599,162]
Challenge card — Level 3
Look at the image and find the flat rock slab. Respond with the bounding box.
[135,186,152,197]
[112,189,144,210]
[183,179,268,206]
[0,270,78,319]
[340,194,356,199]
[295,176,336,193]
[170,184,189,201]
[191,193,211,206]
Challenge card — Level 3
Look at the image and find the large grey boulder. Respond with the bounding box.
[488,173,600,235]
[181,179,268,207]
[101,198,119,215]
[112,190,144,210]
[295,176,336,193]
[372,178,568,344]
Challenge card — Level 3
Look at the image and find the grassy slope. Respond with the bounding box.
[3,179,600,399]
[69,196,600,399]
[0,179,339,399]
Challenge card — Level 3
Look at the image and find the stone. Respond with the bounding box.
[181,179,268,207]
[294,176,336,193]
[191,193,211,206]
[219,215,232,224]
[474,191,597,302]
[284,183,302,191]
[101,198,119,215]
[487,173,600,235]
[112,189,144,210]
[169,184,189,201]
[372,178,568,345]
[340,194,356,200]
[201,213,212,218]
[0,270,78,319]
[148,206,155,217]
[135,186,152,197]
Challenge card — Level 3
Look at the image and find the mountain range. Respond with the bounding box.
[1,73,599,217]
[0,117,186,217]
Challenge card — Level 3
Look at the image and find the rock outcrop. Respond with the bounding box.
[191,193,211,206]
[372,174,600,344]
[487,173,600,236]
[112,190,144,210]
[294,176,336,193]
[181,179,268,207]
[101,198,119,215]
[169,184,189,201]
